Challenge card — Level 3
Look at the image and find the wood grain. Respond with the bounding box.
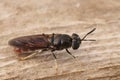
[0,0,120,80]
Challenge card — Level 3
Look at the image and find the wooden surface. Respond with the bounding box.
[0,0,120,80]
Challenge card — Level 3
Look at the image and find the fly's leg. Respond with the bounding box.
[18,52,37,61]
[52,52,57,59]
[66,49,75,58]
[18,50,44,61]
[51,50,58,74]
[51,49,57,59]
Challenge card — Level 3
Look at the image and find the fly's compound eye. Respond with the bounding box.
[72,33,81,50]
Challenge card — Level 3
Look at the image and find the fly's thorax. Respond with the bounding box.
[48,34,72,50]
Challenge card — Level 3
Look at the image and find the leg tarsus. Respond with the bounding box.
[66,49,75,58]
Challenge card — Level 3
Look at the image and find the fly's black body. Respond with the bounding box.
[8,28,96,60]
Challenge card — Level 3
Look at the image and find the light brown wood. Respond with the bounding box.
[0,0,120,80]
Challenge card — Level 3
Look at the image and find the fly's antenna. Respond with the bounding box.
[81,28,96,41]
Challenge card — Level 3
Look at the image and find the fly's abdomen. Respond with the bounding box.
[8,35,50,50]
